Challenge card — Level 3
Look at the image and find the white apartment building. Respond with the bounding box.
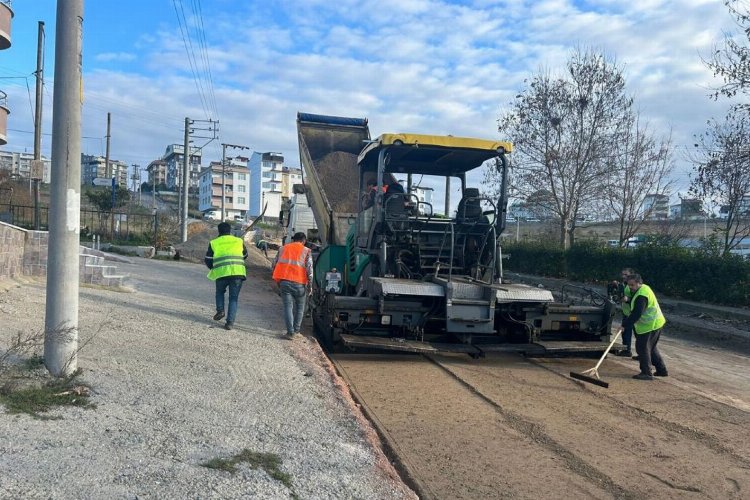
[281,167,303,198]
[163,144,202,190]
[198,160,250,221]
[249,152,284,219]
[81,154,128,187]
[0,150,51,183]
[643,193,670,220]
[409,186,434,215]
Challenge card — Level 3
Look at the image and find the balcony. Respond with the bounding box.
[0,1,12,50]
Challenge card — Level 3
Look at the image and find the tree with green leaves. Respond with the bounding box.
[689,109,750,256]
[84,186,130,213]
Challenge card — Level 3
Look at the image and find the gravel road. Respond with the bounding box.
[0,258,415,499]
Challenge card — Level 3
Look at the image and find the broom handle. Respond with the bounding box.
[592,328,623,371]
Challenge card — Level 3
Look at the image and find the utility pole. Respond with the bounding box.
[32,21,45,230]
[221,144,227,222]
[181,117,190,242]
[221,143,250,221]
[105,112,111,177]
[105,112,114,238]
[131,164,141,205]
[45,0,83,378]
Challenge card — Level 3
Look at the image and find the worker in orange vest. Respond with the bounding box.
[272,231,313,338]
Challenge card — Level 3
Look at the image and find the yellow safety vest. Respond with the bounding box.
[631,284,666,335]
[207,235,247,281]
[622,285,633,317]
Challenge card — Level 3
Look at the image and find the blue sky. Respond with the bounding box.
[0,0,740,211]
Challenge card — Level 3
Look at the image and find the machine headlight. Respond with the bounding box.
[381,315,392,325]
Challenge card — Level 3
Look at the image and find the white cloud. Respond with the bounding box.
[94,52,137,63]
[2,0,743,210]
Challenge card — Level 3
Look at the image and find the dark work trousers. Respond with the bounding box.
[634,328,667,375]
[621,319,634,350]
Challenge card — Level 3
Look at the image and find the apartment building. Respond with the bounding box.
[643,193,670,220]
[146,159,168,188]
[0,150,51,183]
[198,160,250,221]
[248,152,284,219]
[281,167,303,198]
[80,154,128,187]
[163,144,202,190]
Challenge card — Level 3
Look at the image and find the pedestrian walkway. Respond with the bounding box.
[0,258,414,499]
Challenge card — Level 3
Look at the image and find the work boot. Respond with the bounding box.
[616,350,632,357]
[654,370,669,377]
[632,373,654,380]
[224,322,233,331]
[632,355,640,361]
[213,310,225,321]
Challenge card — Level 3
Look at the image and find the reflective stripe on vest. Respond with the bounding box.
[272,242,310,284]
[631,284,666,335]
[207,235,247,281]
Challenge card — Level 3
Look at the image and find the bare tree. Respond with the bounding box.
[705,0,750,104]
[689,109,750,256]
[603,115,674,246]
[487,48,633,248]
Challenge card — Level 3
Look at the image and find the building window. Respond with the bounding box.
[237,173,246,181]
[262,182,272,189]
[262,171,273,178]
[237,185,246,192]
[237,197,245,204]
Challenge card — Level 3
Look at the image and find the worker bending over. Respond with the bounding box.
[621,274,668,380]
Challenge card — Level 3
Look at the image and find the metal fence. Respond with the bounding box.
[1,204,157,243]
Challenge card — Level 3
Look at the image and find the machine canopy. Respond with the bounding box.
[358,133,513,176]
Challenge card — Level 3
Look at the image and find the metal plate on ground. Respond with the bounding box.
[340,334,481,355]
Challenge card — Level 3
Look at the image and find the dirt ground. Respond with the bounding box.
[333,329,750,499]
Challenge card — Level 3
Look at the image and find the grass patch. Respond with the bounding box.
[202,449,295,493]
[0,369,94,419]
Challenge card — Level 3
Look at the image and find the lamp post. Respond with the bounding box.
[221,143,249,221]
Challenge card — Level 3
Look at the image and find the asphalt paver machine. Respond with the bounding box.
[298,112,615,356]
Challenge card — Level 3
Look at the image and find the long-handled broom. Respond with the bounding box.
[569,328,623,388]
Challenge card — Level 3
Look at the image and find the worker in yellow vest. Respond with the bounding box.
[272,232,313,338]
[621,273,668,380]
[205,222,248,330]
[615,267,636,358]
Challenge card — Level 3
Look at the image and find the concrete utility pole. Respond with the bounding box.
[105,112,111,177]
[105,112,115,238]
[131,164,141,205]
[45,0,83,378]
[181,117,190,242]
[32,20,45,230]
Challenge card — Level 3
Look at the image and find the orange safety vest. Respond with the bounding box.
[272,242,311,284]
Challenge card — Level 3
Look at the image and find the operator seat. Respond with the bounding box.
[456,188,483,222]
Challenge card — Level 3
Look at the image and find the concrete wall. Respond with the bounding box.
[0,221,49,279]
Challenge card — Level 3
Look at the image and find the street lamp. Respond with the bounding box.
[221,143,250,221]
